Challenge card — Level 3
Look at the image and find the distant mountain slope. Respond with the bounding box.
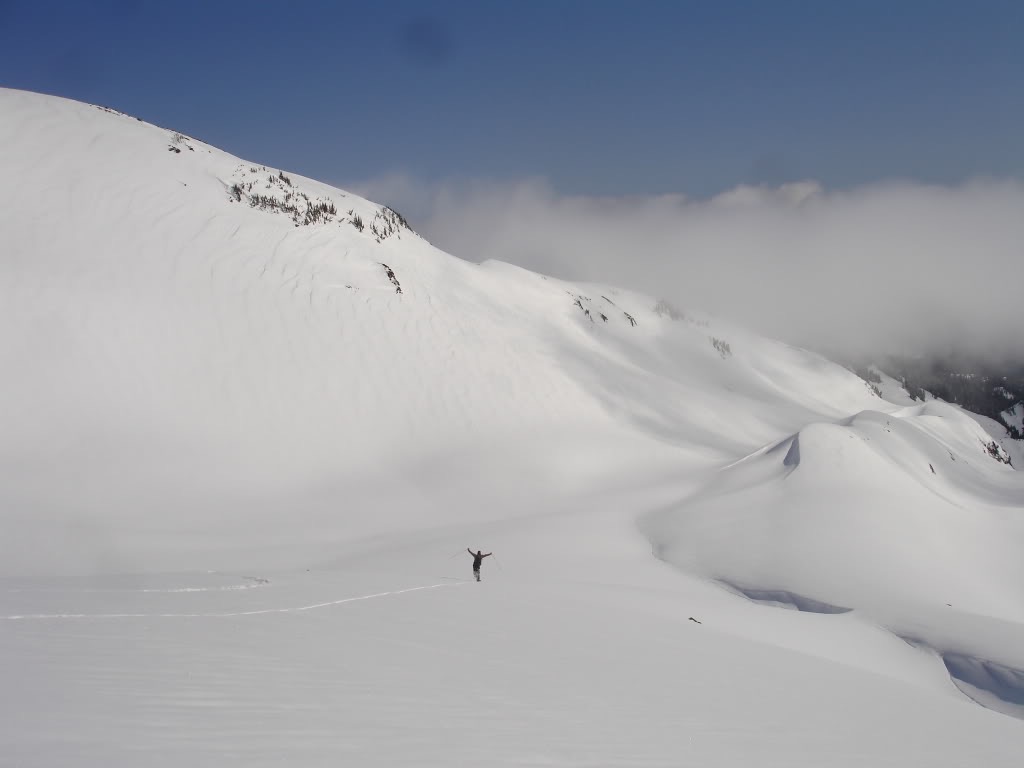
[0,87,879,576]
[863,356,1024,439]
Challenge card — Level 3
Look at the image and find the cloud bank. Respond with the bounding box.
[352,174,1024,362]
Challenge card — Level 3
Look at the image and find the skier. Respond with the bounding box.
[467,548,492,582]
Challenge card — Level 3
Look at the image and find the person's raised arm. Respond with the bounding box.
[467,548,474,556]
[483,553,492,558]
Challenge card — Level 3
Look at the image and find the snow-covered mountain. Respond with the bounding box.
[861,355,1024,439]
[2,88,1023,766]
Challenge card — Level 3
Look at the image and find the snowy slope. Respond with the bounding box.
[2,88,1023,766]
[0,88,879,578]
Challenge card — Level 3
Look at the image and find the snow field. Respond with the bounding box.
[2,88,1023,765]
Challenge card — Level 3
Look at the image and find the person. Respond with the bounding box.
[467,548,492,582]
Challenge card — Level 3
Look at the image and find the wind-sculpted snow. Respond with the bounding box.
[644,402,1024,719]
[941,652,1024,716]
[723,583,852,614]
[3,88,1024,765]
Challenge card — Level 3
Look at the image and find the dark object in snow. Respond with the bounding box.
[711,336,732,359]
[688,617,702,624]
[467,548,492,582]
[982,440,1012,466]
[380,263,402,294]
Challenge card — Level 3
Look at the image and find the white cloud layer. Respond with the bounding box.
[351,174,1024,362]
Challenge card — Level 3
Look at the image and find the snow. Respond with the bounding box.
[2,87,1024,765]
[870,365,1024,466]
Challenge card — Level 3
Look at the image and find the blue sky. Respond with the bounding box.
[1,0,1021,196]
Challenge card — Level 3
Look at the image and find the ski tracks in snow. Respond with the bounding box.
[1,582,459,621]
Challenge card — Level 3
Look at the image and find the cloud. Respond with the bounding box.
[351,173,1024,362]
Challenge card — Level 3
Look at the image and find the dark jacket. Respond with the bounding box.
[468,549,492,569]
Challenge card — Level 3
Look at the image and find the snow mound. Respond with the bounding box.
[646,404,1023,610]
[644,402,1024,719]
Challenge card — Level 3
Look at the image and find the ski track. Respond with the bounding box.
[4,576,271,594]
[0,582,457,621]
[4,585,264,594]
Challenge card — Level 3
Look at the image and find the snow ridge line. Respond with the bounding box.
[0,582,458,621]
